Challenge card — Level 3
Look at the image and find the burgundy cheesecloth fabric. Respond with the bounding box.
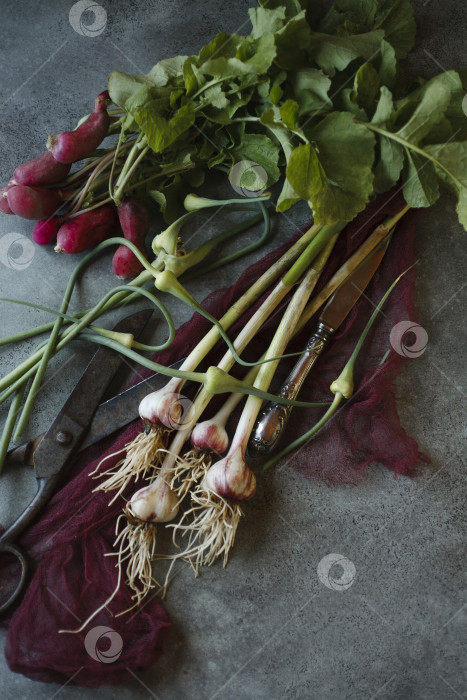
[1,187,428,687]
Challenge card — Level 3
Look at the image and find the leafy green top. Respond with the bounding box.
[108,0,467,229]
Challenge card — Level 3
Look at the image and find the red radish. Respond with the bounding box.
[55,204,118,254]
[32,216,63,245]
[0,187,13,214]
[112,246,145,278]
[47,91,111,164]
[7,185,62,220]
[112,197,149,278]
[10,151,71,186]
[117,197,149,241]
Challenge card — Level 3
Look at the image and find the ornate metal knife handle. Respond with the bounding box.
[248,321,334,457]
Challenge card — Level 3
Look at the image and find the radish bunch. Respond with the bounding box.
[1,90,149,277]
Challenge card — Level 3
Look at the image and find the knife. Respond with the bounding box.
[5,357,186,467]
[248,238,390,457]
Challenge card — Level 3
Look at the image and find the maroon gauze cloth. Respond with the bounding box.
[1,187,428,687]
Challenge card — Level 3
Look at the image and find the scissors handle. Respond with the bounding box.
[0,476,58,614]
[0,542,28,615]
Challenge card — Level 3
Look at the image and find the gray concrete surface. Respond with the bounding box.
[0,1,465,698]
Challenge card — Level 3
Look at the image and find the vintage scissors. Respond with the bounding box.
[0,308,183,614]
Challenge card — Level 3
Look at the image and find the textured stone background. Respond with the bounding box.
[0,1,465,698]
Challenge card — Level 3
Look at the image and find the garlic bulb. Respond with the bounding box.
[191,419,229,454]
[139,386,183,429]
[129,479,179,523]
[203,446,256,501]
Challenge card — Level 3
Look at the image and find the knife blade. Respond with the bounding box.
[5,357,186,466]
[248,237,391,457]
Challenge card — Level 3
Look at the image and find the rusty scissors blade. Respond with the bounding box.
[7,357,187,468]
[0,308,153,614]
